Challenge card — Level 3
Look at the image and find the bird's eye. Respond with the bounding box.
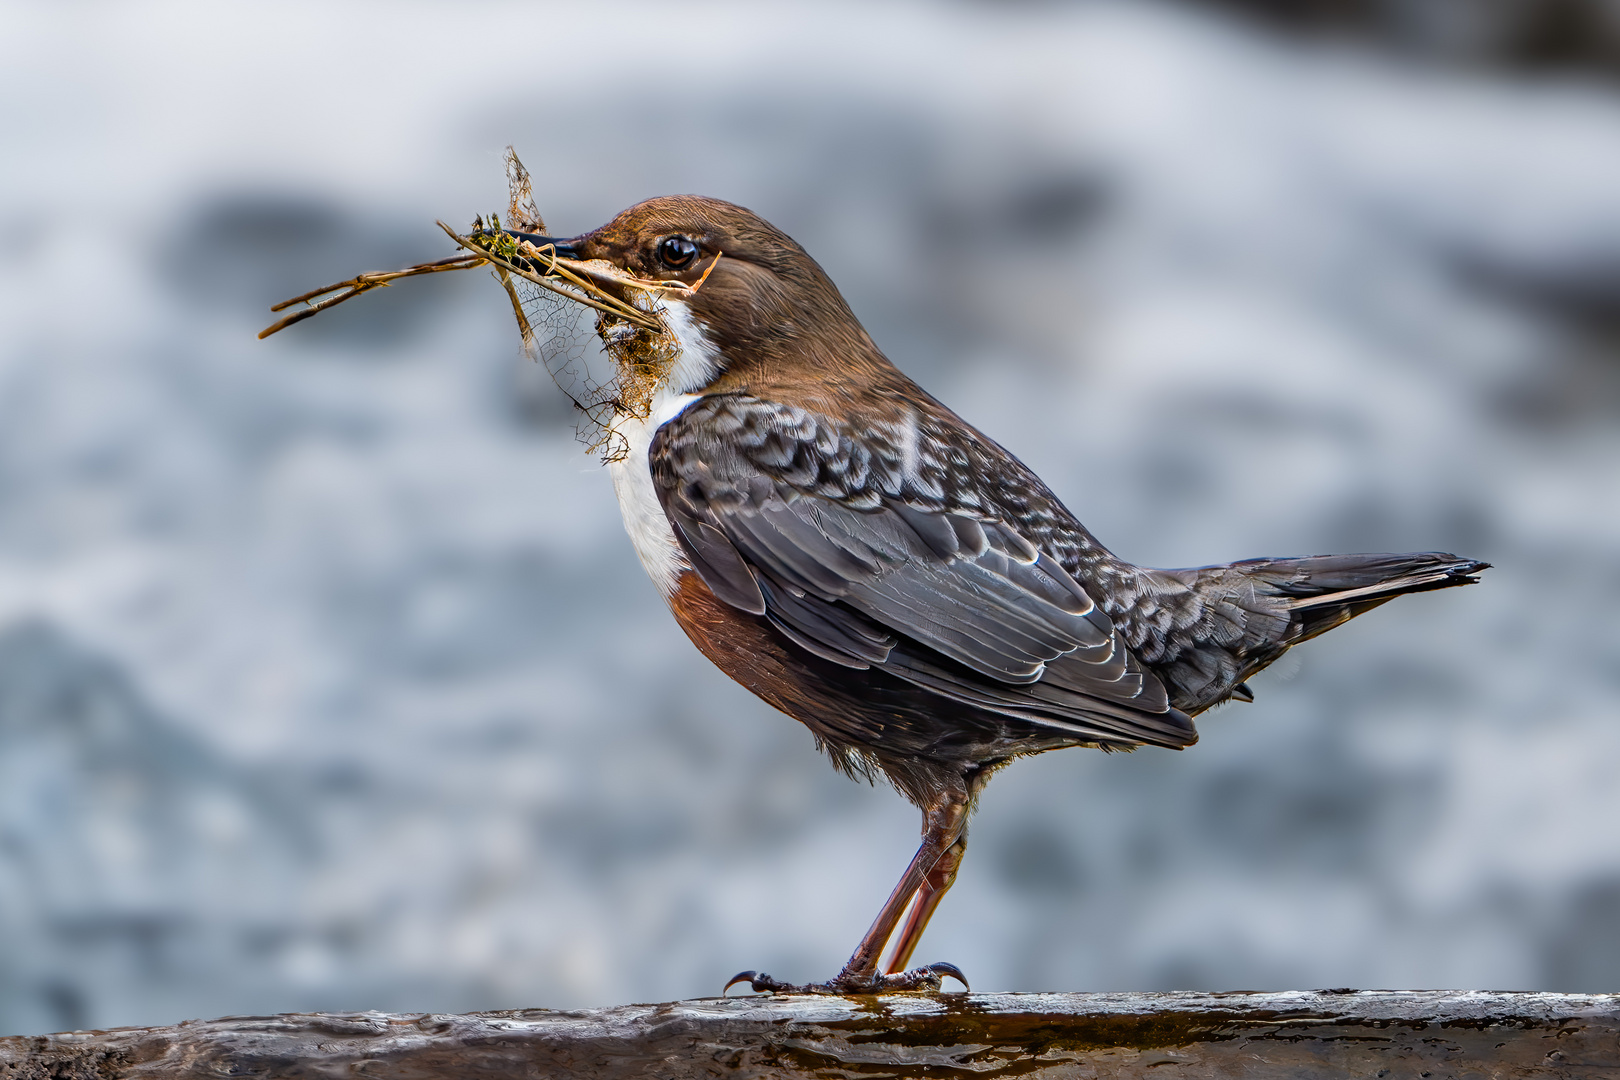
[658,236,699,270]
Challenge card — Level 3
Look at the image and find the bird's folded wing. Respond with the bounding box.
[650,396,1194,750]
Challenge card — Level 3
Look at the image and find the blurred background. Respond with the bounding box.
[1,0,1617,1037]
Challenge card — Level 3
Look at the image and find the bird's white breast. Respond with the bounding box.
[606,301,719,598]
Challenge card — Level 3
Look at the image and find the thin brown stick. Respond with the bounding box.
[506,239,664,322]
[522,247,689,301]
[690,250,723,293]
[259,212,677,342]
[494,266,536,352]
[269,255,482,312]
[259,256,487,339]
[438,223,662,330]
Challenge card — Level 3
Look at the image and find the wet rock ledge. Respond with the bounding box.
[1,990,1616,1078]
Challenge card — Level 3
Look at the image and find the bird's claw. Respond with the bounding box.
[721,962,968,996]
[723,970,804,995]
[896,961,970,991]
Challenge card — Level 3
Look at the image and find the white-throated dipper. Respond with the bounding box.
[510,196,1486,995]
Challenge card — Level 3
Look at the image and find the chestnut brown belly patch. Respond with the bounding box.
[666,570,1072,799]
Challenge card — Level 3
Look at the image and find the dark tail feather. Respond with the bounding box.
[1239,551,1489,643]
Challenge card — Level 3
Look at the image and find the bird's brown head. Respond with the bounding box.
[520,196,890,397]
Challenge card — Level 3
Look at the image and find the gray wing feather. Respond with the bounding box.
[669,516,765,615]
[730,489,1107,680]
[651,396,1194,750]
[757,571,895,669]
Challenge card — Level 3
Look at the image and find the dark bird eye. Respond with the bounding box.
[658,236,699,269]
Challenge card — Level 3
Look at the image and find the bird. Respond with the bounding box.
[505,196,1487,995]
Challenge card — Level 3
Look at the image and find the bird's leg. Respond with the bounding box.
[834,793,966,986]
[726,792,970,995]
[884,832,966,974]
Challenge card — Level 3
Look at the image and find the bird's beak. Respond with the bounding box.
[503,230,583,262]
[493,227,660,330]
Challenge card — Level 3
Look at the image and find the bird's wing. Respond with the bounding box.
[649,395,1195,750]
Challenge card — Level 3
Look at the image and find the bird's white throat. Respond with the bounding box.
[607,300,719,597]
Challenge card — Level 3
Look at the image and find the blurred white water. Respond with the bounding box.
[0,0,1617,1036]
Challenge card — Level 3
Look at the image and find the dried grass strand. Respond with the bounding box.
[258,255,485,339]
[494,266,536,352]
[691,250,724,293]
[437,222,663,331]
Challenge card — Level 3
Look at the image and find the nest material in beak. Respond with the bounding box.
[260,148,693,462]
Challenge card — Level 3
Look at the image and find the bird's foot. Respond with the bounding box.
[723,962,968,996]
[873,962,969,992]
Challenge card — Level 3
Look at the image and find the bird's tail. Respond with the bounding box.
[1236,551,1490,643]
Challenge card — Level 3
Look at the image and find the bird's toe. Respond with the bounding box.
[722,970,806,995]
[875,962,970,992]
[723,963,969,996]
